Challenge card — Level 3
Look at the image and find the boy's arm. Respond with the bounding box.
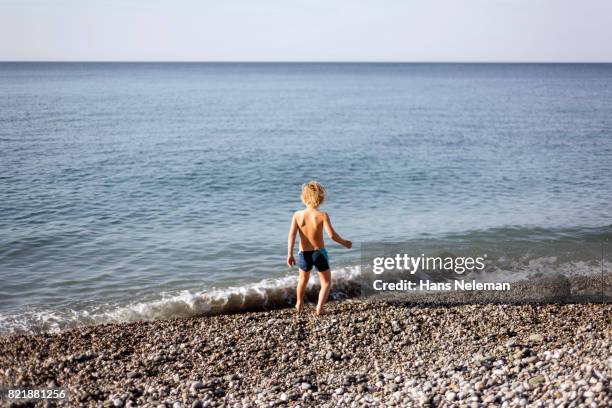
[287,213,298,266]
[323,212,352,249]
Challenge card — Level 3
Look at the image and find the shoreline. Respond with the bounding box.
[1,300,610,407]
[2,272,610,337]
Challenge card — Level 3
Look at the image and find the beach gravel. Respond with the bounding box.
[0,301,610,407]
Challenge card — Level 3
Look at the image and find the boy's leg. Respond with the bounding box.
[316,269,331,315]
[296,270,310,312]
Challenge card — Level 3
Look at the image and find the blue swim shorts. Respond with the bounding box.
[297,248,330,272]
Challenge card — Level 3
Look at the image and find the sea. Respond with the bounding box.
[1,62,611,334]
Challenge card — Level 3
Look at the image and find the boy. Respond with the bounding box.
[287,181,352,315]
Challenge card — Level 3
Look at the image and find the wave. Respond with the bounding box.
[0,266,362,335]
[0,250,608,335]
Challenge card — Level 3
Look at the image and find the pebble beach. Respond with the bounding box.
[1,298,610,408]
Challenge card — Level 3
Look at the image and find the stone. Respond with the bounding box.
[191,381,205,390]
[528,334,544,342]
[528,375,545,386]
[127,370,140,379]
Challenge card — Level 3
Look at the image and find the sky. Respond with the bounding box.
[1,0,611,62]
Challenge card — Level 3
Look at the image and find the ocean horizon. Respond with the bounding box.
[1,62,611,334]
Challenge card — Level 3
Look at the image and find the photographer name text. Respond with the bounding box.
[373,279,511,291]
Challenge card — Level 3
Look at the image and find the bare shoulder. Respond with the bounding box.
[294,210,305,225]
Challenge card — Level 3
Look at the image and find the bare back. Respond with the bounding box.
[295,208,326,251]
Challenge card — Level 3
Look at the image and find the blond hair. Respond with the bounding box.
[301,181,326,208]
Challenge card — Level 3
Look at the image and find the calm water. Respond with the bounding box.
[1,63,611,333]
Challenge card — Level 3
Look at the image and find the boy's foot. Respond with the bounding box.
[315,307,326,316]
[295,302,303,313]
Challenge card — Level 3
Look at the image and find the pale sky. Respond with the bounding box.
[1,0,611,62]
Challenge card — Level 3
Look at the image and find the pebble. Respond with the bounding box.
[529,333,544,342]
[528,375,545,386]
[325,351,341,361]
[0,299,609,408]
[482,395,497,403]
[191,381,204,390]
[126,370,140,379]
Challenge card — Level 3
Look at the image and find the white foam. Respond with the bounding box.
[0,265,364,335]
[0,258,604,336]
